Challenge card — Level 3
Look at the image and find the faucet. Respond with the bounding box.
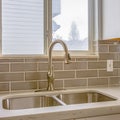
[47,39,71,91]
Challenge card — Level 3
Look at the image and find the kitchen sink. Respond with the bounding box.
[2,95,62,110]
[2,91,116,110]
[56,91,116,105]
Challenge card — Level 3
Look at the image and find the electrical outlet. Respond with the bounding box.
[107,60,113,72]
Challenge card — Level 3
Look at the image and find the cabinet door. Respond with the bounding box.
[76,114,120,120]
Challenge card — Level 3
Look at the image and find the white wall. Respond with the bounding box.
[102,0,120,39]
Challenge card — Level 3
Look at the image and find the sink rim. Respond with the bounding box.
[1,89,117,101]
[1,89,118,110]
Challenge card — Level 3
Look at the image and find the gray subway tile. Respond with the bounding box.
[64,78,87,88]
[0,83,9,91]
[11,81,37,91]
[11,63,37,72]
[25,72,47,80]
[88,78,108,86]
[88,61,106,69]
[76,70,98,78]
[0,64,9,72]
[55,71,75,79]
[0,73,24,82]
[99,69,118,77]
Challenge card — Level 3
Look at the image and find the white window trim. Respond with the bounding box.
[0,0,2,55]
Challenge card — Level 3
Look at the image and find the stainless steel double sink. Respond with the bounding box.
[2,90,116,110]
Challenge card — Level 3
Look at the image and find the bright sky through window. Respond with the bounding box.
[53,0,88,50]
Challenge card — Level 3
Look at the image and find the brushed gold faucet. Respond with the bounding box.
[47,39,71,91]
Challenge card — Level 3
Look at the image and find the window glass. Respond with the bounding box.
[52,0,88,51]
[2,0,44,55]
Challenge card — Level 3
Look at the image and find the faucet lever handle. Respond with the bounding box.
[65,53,71,64]
[68,53,71,60]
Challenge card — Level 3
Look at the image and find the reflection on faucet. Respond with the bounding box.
[47,39,71,91]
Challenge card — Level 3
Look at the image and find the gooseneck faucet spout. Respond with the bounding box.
[47,39,71,91]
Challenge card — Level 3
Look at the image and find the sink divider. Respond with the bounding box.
[51,95,67,106]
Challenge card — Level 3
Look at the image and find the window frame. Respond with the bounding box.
[0,0,102,57]
[46,0,101,57]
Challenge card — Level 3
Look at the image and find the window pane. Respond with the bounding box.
[52,0,88,51]
[2,0,44,55]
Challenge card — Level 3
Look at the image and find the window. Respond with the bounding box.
[1,0,99,56]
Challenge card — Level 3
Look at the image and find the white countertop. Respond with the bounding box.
[1,86,120,120]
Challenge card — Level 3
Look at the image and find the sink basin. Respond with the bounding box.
[56,91,116,105]
[2,95,62,110]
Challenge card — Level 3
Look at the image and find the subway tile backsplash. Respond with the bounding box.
[0,40,120,93]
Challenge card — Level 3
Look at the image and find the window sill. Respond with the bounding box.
[0,53,99,59]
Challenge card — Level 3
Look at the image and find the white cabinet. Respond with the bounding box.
[102,0,120,39]
[76,114,120,120]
